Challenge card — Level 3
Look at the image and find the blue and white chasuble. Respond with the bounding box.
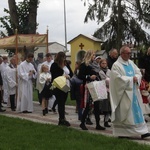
[110,56,149,137]
[123,64,144,124]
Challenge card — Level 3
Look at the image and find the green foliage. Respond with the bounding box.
[83,0,150,51]
[0,0,39,36]
[17,0,30,34]
[0,0,39,56]
[0,8,14,36]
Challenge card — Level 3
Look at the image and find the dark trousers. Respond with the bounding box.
[81,102,90,123]
[10,94,16,109]
[0,90,2,107]
[81,101,100,126]
[52,92,68,111]
[76,98,82,120]
[52,99,57,110]
[93,101,101,126]
[53,88,68,120]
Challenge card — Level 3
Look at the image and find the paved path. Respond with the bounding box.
[1,102,150,145]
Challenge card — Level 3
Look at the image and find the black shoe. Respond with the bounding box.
[145,119,148,123]
[52,108,57,114]
[22,110,28,113]
[0,108,6,112]
[78,117,81,121]
[58,120,70,127]
[141,133,150,139]
[108,118,111,122]
[45,108,48,114]
[96,125,106,130]
[86,118,93,125]
[43,109,46,116]
[104,122,111,127]
[80,123,88,130]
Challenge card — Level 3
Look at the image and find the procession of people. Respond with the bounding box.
[0,46,150,140]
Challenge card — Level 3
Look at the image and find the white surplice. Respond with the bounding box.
[39,72,51,93]
[5,65,17,95]
[1,62,9,103]
[16,60,37,112]
[110,56,149,137]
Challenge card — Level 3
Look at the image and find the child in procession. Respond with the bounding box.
[39,64,53,116]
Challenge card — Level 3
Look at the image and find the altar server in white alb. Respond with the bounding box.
[1,56,9,104]
[109,46,150,139]
[6,56,17,111]
[17,53,37,113]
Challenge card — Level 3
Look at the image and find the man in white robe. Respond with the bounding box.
[110,46,150,139]
[1,56,9,104]
[6,56,17,111]
[17,53,37,113]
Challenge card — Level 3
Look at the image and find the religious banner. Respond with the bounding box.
[18,34,47,47]
[0,35,16,48]
[0,34,47,48]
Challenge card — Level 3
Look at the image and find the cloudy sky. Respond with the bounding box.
[0,0,100,47]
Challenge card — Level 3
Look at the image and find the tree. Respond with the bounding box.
[82,0,150,52]
[0,0,39,56]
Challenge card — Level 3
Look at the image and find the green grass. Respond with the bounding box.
[0,115,149,150]
[33,89,39,102]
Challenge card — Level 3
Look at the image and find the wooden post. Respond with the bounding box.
[15,29,18,64]
[15,29,18,104]
[46,26,49,53]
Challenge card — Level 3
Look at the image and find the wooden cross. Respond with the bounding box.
[79,43,84,50]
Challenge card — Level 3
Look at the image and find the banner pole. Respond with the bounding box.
[46,26,49,53]
[15,29,18,105]
[15,29,18,64]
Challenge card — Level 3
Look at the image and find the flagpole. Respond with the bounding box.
[64,0,67,51]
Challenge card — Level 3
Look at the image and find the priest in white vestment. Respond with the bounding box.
[110,46,150,139]
[17,53,37,113]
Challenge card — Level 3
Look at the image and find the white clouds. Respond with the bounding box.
[0,0,100,46]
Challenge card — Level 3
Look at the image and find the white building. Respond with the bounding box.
[34,42,70,60]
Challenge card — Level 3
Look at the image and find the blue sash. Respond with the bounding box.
[123,64,144,124]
